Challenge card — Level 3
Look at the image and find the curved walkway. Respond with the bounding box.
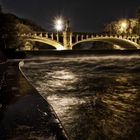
[0,60,68,140]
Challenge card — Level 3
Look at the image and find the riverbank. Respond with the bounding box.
[0,60,68,140]
[2,49,140,59]
[23,49,140,58]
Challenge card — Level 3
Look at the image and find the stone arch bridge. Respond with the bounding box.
[21,31,140,50]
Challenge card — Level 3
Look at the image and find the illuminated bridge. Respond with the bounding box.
[21,30,140,50]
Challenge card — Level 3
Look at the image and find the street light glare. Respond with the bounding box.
[117,19,129,33]
[54,17,64,31]
[121,22,127,29]
[55,24,63,31]
[56,19,63,25]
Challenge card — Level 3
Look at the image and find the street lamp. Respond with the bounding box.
[54,17,64,32]
[54,17,64,43]
[119,19,129,34]
[121,22,127,29]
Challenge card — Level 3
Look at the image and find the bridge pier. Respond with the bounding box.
[63,31,72,50]
[62,21,73,50]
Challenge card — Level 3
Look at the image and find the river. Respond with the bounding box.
[21,53,140,140]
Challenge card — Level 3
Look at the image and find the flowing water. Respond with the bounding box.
[21,54,140,140]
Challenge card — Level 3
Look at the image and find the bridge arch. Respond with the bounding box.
[72,37,140,50]
[23,36,64,50]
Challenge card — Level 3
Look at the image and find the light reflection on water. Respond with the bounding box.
[22,55,140,140]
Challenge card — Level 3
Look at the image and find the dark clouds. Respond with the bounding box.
[0,0,140,32]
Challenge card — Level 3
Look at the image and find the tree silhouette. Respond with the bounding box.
[136,8,140,21]
[135,7,140,34]
[0,10,45,51]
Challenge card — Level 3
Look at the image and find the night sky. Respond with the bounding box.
[0,0,140,32]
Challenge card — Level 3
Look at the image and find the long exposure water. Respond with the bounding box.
[21,54,140,140]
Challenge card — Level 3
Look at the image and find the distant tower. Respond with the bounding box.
[63,20,72,50]
[65,20,71,32]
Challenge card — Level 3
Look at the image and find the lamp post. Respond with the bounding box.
[54,17,64,42]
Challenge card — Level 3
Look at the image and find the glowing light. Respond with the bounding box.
[56,44,64,50]
[56,19,63,25]
[54,17,64,31]
[113,45,124,50]
[114,19,129,34]
[121,22,127,29]
[55,24,63,31]
[119,19,129,33]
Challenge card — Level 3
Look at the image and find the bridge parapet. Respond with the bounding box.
[20,32,140,50]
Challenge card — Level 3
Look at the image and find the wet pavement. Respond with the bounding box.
[0,60,68,140]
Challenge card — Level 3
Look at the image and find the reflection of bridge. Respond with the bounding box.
[21,30,140,50]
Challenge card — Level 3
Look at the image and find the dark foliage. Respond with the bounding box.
[0,5,45,51]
